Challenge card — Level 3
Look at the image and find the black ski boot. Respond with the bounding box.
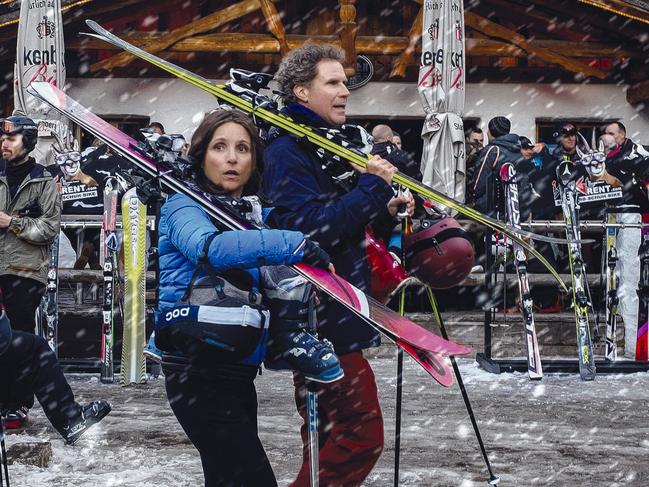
[263,272,343,383]
[60,400,112,445]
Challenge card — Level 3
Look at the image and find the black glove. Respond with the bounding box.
[301,239,331,270]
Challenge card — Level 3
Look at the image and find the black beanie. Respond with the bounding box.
[488,116,511,138]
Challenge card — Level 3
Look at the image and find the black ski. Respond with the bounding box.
[500,163,542,379]
[557,162,596,380]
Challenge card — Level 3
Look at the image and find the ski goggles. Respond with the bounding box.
[55,151,82,166]
[0,119,38,135]
[579,152,606,166]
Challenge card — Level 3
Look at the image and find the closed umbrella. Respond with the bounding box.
[418,0,466,205]
[14,0,71,161]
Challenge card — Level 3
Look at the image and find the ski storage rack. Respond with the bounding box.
[476,220,649,375]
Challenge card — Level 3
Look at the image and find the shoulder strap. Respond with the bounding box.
[473,145,501,192]
[181,232,225,302]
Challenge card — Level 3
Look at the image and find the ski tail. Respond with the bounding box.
[120,187,147,385]
[83,19,567,292]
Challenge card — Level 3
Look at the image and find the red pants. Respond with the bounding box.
[289,352,384,487]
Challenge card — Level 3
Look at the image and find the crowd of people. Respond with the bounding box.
[2,39,649,487]
[466,115,649,357]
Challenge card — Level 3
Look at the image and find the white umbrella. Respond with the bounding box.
[418,0,466,205]
[14,0,71,161]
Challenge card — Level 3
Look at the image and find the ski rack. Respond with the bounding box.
[476,219,649,375]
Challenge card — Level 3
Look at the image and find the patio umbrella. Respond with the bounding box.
[418,0,466,205]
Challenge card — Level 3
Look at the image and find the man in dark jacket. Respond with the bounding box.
[262,44,414,487]
[473,116,532,220]
[371,123,422,180]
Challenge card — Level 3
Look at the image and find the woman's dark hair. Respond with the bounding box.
[188,109,263,196]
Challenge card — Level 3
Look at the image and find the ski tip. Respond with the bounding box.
[488,474,501,485]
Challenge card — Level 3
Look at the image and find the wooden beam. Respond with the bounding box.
[464,11,608,79]
[390,5,422,78]
[90,0,263,73]
[68,31,641,58]
[578,0,649,26]
[627,79,649,105]
[339,0,358,76]
[258,0,289,55]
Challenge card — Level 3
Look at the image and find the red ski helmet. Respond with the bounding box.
[404,218,474,289]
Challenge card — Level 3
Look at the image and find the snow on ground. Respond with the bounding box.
[5,357,649,486]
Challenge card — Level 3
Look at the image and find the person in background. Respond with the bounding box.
[465,126,485,206]
[148,122,165,135]
[392,130,402,150]
[0,115,61,429]
[600,126,649,357]
[371,123,422,180]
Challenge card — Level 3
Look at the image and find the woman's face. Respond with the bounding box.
[203,122,253,197]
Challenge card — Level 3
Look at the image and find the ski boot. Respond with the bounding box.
[3,406,29,430]
[60,400,112,445]
[263,274,343,383]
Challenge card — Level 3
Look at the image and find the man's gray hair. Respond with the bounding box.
[275,44,346,106]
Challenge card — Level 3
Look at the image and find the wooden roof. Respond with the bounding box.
[0,0,648,103]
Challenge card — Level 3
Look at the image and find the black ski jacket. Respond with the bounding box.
[474,133,532,221]
[371,141,422,181]
[262,105,395,354]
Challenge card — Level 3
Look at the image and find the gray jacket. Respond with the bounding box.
[0,159,61,284]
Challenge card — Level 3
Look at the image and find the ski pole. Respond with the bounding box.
[306,380,319,487]
[394,215,410,487]
[0,415,9,487]
[393,288,406,487]
[426,287,500,485]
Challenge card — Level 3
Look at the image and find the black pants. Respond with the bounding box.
[164,364,277,487]
[0,331,79,430]
[0,275,46,333]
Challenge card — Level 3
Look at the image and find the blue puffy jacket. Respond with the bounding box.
[263,105,395,354]
[156,193,306,365]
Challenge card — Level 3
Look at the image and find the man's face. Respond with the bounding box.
[559,133,577,152]
[521,147,534,159]
[467,132,484,147]
[1,134,27,162]
[295,59,350,126]
[604,123,625,146]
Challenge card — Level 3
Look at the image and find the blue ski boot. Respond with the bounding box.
[263,272,343,383]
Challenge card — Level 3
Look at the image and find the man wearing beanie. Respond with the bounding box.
[473,116,532,220]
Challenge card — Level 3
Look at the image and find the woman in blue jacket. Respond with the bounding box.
[156,109,339,487]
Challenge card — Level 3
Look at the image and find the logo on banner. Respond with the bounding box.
[36,15,55,39]
[428,19,439,40]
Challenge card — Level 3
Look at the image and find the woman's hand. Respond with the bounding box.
[301,239,331,270]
